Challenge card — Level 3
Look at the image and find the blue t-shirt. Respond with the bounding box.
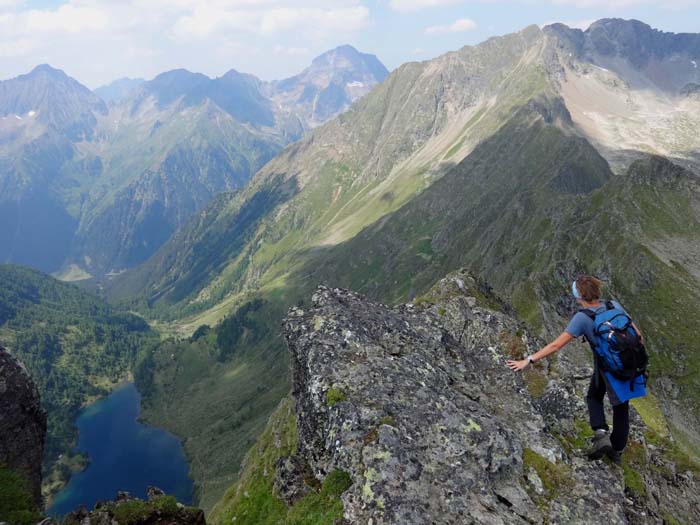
[565,300,627,343]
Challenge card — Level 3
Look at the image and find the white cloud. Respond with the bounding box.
[0,0,373,85]
[0,37,34,57]
[126,46,163,58]
[390,0,463,11]
[425,17,476,35]
[171,4,370,39]
[273,45,311,56]
[259,6,369,35]
[0,0,22,10]
[24,4,109,34]
[547,0,697,7]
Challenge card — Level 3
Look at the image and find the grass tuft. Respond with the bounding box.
[326,388,347,407]
[522,448,574,500]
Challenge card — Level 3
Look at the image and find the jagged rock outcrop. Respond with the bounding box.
[281,270,700,524]
[64,488,206,525]
[0,345,46,508]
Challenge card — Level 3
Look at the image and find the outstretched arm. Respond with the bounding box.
[506,332,574,371]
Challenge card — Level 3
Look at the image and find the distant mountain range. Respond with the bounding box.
[0,45,388,276]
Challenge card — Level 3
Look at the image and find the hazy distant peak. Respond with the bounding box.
[586,17,654,35]
[27,63,68,78]
[309,44,388,78]
[312,44,365,64]
[149,68,210,85]
[268,44,388,126]
[0,63,106,136]
[134,69,210,108]
[94,77,144,104]
[220,68,263,85]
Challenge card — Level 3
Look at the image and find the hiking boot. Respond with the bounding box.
[586,429,613,460]
[607,448,623,465]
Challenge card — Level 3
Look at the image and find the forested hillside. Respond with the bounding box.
[0,265,157,497]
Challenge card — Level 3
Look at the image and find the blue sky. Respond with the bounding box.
[1,0,698,88]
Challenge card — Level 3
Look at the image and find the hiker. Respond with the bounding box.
[506,275,648,463]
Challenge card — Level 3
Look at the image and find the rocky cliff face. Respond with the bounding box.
[0,345,46,508]
[278,271,700,524]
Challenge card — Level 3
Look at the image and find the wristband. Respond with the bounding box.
[527,355,535,364]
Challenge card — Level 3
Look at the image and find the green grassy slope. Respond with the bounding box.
[133,295,295,511]
[109,25,551,318]
[207,399,352,525]
[0,466,43,525]
[0,265,158,495]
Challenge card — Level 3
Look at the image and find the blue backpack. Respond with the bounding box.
[581,301,649,390]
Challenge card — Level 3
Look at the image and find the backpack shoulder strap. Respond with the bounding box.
[579,308,596,321]
[605,300,615,310]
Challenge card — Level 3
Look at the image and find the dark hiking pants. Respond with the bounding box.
[586,363,630,452]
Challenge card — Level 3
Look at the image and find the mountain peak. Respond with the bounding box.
[310,44,387,76]
[270,44,388,126]
[0,63,106,136]
[586,17,653,34]
[27,63,68,79]
[312,44,362,62]
[545,17,700,72]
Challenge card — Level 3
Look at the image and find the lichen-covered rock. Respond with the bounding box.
[284,272,630,524]
[0,345,47,509]
[274,454,313,505]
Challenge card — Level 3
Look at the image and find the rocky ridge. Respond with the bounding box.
[0,345,46,509]
[64,487,205,525]
[274,271,700,524]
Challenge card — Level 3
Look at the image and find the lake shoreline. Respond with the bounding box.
[41,376,132,509]
[46,382,194,517]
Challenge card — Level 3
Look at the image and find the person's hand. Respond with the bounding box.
[507,358,530,371]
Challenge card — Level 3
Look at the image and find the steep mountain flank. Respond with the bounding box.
[0,346,46,511]
[112,24,551,313]
[0,65,103,272]
[546,19,700,168]
[212,274,700,524]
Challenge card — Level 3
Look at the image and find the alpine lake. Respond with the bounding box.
[48,383,193,517]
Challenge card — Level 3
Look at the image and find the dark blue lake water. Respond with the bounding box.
[48,383,193,517]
